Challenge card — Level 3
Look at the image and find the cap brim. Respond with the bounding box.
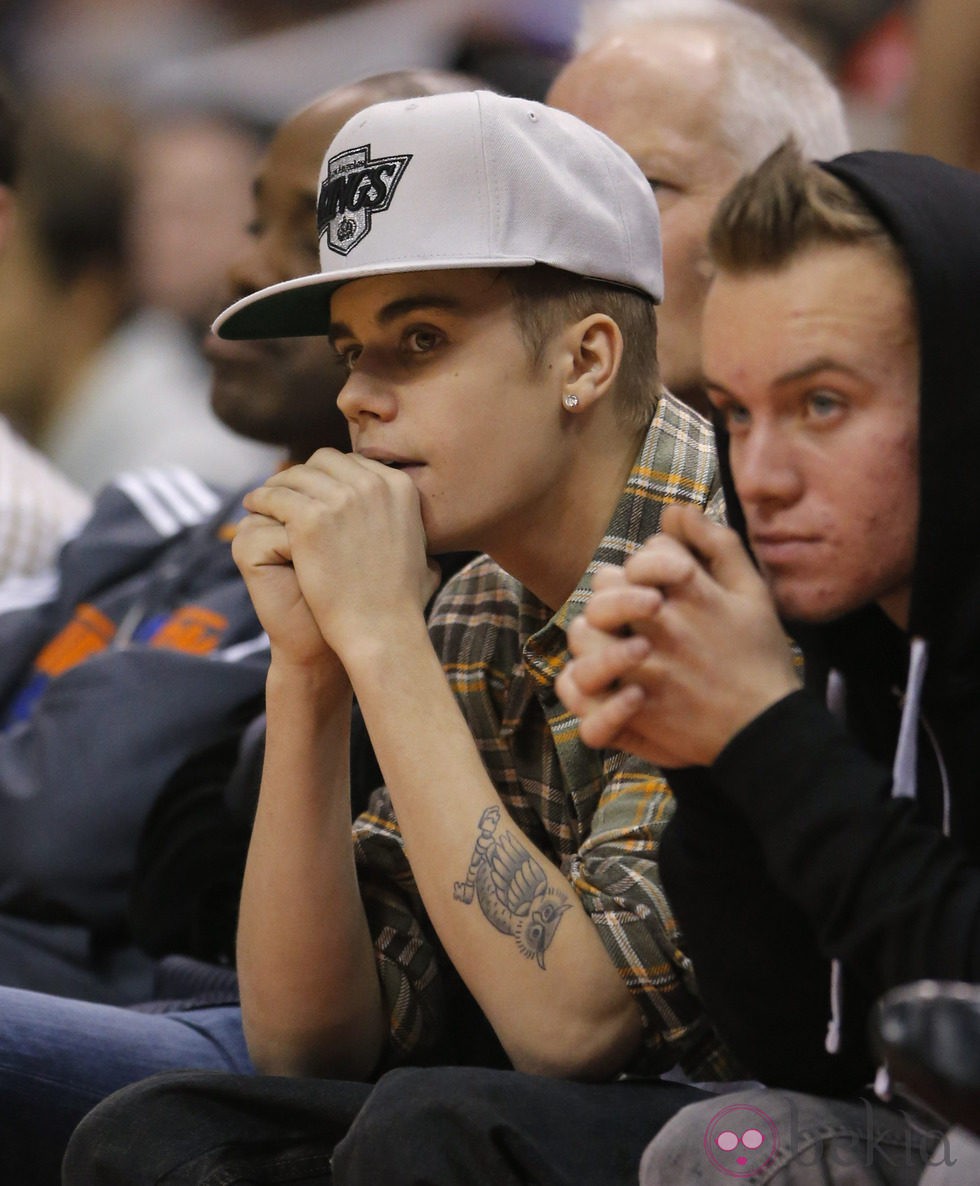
[213,273,335,339]
[213,255,537,340]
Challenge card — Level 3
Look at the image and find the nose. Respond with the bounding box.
[336,361,398,427]
[730,422,803,510]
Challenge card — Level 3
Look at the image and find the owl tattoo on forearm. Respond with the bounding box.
[453,806,571,969]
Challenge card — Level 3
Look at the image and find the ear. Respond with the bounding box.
[561,313,623,411]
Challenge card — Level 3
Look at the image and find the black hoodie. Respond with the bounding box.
[658,151,980,1096]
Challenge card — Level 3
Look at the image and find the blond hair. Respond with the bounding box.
[708,140,904,277]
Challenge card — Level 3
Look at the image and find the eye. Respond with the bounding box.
[645,178,680,211]
[712,398,751,434]
[404,326,443,355]
[804,389,845,421]
[333,343,361,373]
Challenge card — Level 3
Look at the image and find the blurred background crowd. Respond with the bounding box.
[0,0,972,493]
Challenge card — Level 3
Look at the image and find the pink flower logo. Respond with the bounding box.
[704,1104,779,1178]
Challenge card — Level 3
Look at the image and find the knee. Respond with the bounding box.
[349,1065,483,1142]
[334,1065,509,1181]
[64,1071,228,1186]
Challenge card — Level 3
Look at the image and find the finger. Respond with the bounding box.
[576,683,647,751]
[242,482,327,523]
[316,448,420,500]
[562,630,652,693]
[566,613,605,658]
[277,447,350,480]
[591,563,630,593]
[623,532,702,592]
[231,515,294,569]
[581,585,664,636]
[659,504,761,594]
[256,450,393,498]
[251,454,334,496]
[567,611,638,659]
[244,465,388,522]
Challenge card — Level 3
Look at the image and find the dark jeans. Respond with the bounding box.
[0,990,249,1186]
[64,1064,709,1185]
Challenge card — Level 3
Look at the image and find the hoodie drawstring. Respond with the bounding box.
[892,637,929,800]
[824,639,930,1056]
[824,667,846,1055]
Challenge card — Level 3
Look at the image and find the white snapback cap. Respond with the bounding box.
[214,89,663,340]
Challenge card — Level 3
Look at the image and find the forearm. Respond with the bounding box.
[345,619,643,1080]
[236,657,384,1080]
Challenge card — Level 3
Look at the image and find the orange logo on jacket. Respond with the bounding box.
[35,604,116,677]
[148,606,227,654]
[6,602,231,727]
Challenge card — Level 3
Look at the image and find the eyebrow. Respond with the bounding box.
[704,356,862,398]
[328,293,464,341]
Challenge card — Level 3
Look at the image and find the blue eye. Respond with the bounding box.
[807,390,843,418]
[717,402,750,432]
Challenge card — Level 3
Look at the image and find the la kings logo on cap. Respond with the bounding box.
[317,144,412,256]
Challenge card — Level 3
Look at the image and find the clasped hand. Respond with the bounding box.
[232,449,440,667]
[555,505,801,768]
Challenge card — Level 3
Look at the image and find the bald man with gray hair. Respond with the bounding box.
[548,0,850,413]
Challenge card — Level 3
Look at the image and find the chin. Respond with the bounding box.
[774,590,863,626]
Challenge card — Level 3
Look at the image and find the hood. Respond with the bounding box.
[717,150,980,700]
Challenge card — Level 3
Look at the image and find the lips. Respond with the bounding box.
[749,533,820,567]
[357,449,424,472]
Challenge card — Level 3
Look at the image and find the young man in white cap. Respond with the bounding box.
[65,89,732,1186]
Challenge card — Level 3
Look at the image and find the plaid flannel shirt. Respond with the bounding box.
[352,393,738,1080]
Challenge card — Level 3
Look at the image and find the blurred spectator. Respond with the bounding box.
[451,17,568,101]
[6,0,233,97]
[0,72,91,577]
[136,0,580,130]
[902,0,980,170]
[0,93,280,492]
[4,0,355,107]
[0,417,90,580]
[127,110,262,339]
[745,1,913,149]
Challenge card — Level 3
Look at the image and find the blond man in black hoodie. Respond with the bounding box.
[559,142,980,1183]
